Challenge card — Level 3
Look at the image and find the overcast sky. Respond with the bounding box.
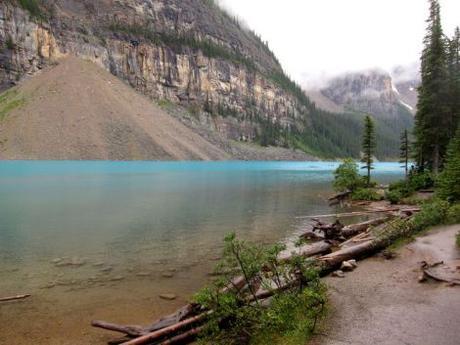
[218,0,460,88]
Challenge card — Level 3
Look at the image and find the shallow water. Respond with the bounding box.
[0,161,403,344]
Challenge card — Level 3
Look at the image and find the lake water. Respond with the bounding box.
[0,161,403,344]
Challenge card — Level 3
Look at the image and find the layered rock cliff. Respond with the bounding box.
[0,0,310,144]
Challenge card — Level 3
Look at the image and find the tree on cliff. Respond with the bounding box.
[361,115,376,187]
[413,0,450,173]
[437,127,460,202]
[399,129,410,178]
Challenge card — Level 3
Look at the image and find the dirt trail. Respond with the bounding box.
[311,225,460,345]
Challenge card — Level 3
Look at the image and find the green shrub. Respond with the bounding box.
[446,204,460,224]
[411,199,450,232]
[352,188,381,201]
[408,171,434,191]
[333,159,364,192]
[389,180,414,196]
[386,190,403,204]
[194,234,326,345]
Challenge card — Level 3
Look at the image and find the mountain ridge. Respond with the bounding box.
[0,0,411,159]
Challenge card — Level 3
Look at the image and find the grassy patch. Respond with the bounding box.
[157,99,174,109]
[0,89,25,121]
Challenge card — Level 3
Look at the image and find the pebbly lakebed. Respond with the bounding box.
[0,161,404,344]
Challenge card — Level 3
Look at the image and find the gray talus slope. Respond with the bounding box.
[0,56,230,160]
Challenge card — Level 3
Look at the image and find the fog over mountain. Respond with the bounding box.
[217,0,459,87]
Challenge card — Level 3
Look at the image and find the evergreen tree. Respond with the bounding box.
[399,129,410,178]
[437,127,460,202]
[447,27,460,139]
[413,0,450,173]
[361,115,376,186]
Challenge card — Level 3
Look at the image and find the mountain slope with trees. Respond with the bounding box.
[0,0,411,160]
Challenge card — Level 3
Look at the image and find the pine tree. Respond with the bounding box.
[399,129,410,178]
[361,115,376,186]
[413,0,450,173]
[437,127,460,202]
[447,27,460,139]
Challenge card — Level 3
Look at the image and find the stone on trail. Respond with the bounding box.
[348,259,358,268]
[332,270,345,278]
[341,260,356,271]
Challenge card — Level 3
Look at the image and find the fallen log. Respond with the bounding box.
[92,304,197,337]
[91,321,146,337]
[419,261,460,286]
[318,240,376,269]
[121,312,211,345]
[0,294,31,303]
[278,241,332,262]
[298,207,420,219]
[340,217,389,238]
[158,326,204,345]
[328,190,352,205]
[339,231,374,248]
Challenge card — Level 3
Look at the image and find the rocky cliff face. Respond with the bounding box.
[320,69,416,118]
[0,0,307,142]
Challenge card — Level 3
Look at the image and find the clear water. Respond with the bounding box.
[0,161,403,344]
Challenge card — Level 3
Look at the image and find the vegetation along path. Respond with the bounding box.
[311,224,460,345]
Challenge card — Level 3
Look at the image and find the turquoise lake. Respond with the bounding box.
[0,161,404,344]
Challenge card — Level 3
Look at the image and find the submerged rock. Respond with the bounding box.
[161,272,174,278]
[159,293,177,301]
[40,282,56,289]
[100,266,113,273]
[92,262,105,267]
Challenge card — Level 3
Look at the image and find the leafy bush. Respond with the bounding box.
[386,189,403,204]
[411,199,450,232]
[351,188,382,201]
[446,203,460,224]
[194,234,326,345]
[333,159,364,192]
[387,180,414,204]
[389,180,413,196]
[408,171,434,191]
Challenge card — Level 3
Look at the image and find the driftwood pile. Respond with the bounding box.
[92,205,419,345]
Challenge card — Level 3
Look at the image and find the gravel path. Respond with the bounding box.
[311,225,460,345]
